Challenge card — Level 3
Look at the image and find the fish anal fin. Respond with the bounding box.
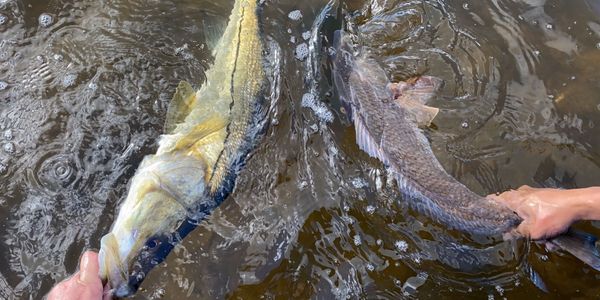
[165,81,197,133]
[396,97,439,127]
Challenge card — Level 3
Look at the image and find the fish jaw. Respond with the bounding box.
[99,153,210,297]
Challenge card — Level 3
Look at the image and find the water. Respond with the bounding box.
[1,0,600,299]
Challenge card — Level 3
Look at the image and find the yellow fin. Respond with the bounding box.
[165,81,196,133]
[396,97,439,127]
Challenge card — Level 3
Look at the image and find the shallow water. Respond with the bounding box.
[1,0,600,299]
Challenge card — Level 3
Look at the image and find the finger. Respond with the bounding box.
[79,251,100,285]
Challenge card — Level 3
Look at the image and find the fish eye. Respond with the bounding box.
[147,239,159,249]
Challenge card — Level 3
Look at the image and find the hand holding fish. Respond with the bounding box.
[492,186,600,240]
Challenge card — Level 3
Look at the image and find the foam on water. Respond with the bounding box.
[301,93,334,123]
[288,10,302,21]
[295,43,309,61]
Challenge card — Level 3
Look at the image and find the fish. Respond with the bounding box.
[332,31,521,235]
[331,30,600,270]
[98,0,268,296]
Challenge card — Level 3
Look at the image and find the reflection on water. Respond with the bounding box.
[1,0,600,299]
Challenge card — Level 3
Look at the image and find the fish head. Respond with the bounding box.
[99,153,211,297]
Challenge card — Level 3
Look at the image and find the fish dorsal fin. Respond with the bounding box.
[395,97,439,127]
[165,81,196,134]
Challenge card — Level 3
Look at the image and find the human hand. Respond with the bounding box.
[47,251,111,300]
[490,185,584,240]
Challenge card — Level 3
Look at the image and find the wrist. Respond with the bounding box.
[572,187,600,221]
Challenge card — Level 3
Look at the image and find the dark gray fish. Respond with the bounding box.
[332,31,520,235]
[331,30,600,271]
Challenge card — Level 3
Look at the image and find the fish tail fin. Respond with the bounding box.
[549,229,600,271]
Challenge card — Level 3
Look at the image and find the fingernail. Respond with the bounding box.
[79,253,91,284]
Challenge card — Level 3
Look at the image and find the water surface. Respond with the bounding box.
[1,0,600,299]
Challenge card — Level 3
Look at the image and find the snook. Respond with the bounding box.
[98,0,267,296]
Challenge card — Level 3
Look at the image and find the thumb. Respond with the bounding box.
[78,251,100,285]
[515,220,533,239]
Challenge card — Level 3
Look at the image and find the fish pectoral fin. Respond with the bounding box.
[173,116,228,151]
[396,97,439,127]
[165,81,197,133]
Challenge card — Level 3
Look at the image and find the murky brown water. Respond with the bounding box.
[1,0,600,299]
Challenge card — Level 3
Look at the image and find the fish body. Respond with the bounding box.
[332,31,521,235]
[99,0,267,296]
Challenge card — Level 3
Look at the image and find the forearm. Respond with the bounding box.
[571,187,600,221]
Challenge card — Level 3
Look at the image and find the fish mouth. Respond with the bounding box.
[99,232,137,297]
[99,230,182,297]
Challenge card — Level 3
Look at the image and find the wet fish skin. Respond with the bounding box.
[332,31,521,235]
[98,0,267,296]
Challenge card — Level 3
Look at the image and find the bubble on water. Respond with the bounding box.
[62,73,77,88]
[353,235,362,246]
[38,13,54,28]
[3,129,12,140]
[545,23,554,30]
[596,42,600,49]
[0,13,7,26]
[395,240,408,252]
[295,43,309,61]
[462,3,469,10]
[3,142,14,153]
[301,93,334,123]
[290,36,296,44]
[461,121,469,129]
[365,205,375,214]
[570,75,576,80]
[288,10,302,21]
[376,239,383,246]
[302,31,311,40]
[597,103,600,111]
[394,279,402,287]
[366,263,375,272]
[53,54,63,61]
[540,254,549,261]
[0,81,7,91]
[533,50,541,56]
